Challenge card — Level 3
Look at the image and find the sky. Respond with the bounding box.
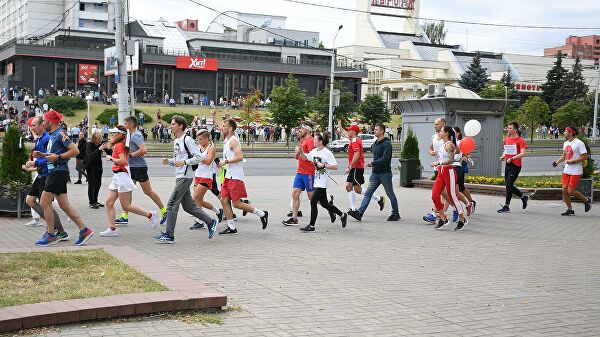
[130,0,600,55]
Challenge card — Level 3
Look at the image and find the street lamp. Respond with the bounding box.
[382,86,390,111]
[32,67,36,99]
[86,95,93,138]
[328,24,343,137]
[593,65,599,140]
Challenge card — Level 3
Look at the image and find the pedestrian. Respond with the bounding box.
[217,119,269,235]
[82,131,109,208]
[498,121,529,213]
[155,116,218,243]
[349,124,401,221]
[552,127,592,216]
[453,127,476,214]
[33,109,94,246]
[423,118,450,224]
[74,133,87,184]
[297,132,347,232]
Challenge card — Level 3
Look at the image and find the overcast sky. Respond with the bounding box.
[130,0,600,55]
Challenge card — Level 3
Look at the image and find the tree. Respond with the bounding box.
[268,74,310,146]
[479,81,508,99]
[458,53,489,93]
[500,69,518,98]
[318,41,325,49]
[541,51,567,112]
[309,82,356,131]
[240,89,263,145]
[556,56,588,108]
[516,96,549,144]
[0,125,31,199]
[358,94,390,127]
[552,101,592,129]
[422,21,447,45]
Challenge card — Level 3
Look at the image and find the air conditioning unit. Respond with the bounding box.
[427,83,446,97]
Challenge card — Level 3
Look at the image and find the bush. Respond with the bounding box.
[400,128,420,164]
[96,109,153,125]
[0,126,31,198]
[576,133,596,178]
[41,96,87,116]
[161,112,195,126]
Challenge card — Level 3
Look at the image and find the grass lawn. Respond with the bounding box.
[0,249,167,308]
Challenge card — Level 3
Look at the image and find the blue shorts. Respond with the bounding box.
[293,173,315,192]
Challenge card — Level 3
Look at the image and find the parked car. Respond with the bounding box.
[329,133,377,152]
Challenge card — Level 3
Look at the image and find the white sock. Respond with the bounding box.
[212,206,220,214]
[253,208,265,217]
[31,208,39,220]
[227,220,236,230]
[348,191,356,210]
[372,193,381,202]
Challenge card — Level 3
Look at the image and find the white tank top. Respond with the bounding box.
[195,145,215,179]
[223,135,245,180]
[437,141,453,165]
[453,139,462,167]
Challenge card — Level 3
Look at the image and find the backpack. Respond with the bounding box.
[182,135,199,174]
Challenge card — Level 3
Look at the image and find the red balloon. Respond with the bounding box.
[459,137,476,155]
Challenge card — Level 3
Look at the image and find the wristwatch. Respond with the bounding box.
[57,154,62,160]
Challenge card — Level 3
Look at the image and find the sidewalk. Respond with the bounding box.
[2,175,600,336]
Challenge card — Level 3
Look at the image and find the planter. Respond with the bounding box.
[572,177,594,203]
[398,158,421,187]
[0,187,30,219]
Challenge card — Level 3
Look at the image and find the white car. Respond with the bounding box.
[329,133,377,152]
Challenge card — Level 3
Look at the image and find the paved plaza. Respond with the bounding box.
[2,171,600,336]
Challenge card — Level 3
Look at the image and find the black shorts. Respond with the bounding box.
[43,170,69,195]
[130,167,149,182]
[454,166,466,192]
[346,168,365,186]
[27,175,47,198]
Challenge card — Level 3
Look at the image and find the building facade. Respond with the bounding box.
[544,35,600,65]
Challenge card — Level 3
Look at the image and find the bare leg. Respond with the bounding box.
[291,188,301,219]
[139,180,165,209]
[55,194,86,230]
[105,189,119,227]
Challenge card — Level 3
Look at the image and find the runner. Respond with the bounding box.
[423,118,450,224]
[443,126,474,222]
[348,124,400,221]
[454,127,476,214]
[498,122,529,213]
[282,123,315,226]
[100,125,160,237]
[552,126,592,216]
[218,119,269,234]
[22,116,68,239]
[191,129,224,230]
[336,121,384,214]
[155,116,218,243]
[114,116,167,225]
[33,109,94,246]
[298,132,347,232]
[430,126,468,230]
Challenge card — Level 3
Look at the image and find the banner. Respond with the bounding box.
[78,64,99,84]
[175,56,218,71]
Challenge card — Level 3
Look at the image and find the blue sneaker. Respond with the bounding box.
[160,211,168,225]
[74,228,94,246]
[155,232,175,244]
[35,232,57,246]
[208,219,217,239]
[452,209,459,222]
[115,217,128,225]
[423,212,437,224]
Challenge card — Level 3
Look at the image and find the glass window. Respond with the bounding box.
[240,74,247,89]
[79,19,85,28]
[287,56,296,64]
[249,74,256,90]
[79,3,85,11]
[257,75,263,92]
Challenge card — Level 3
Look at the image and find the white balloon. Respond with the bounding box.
[464,119,481,137]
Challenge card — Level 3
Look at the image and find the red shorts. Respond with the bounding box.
[562,173,581,189]
[194,177,213,188]
[221,178,247,202]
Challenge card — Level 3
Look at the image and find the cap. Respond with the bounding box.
[108,127,127,134]
[346,124,360,134]
[43,109,63,124]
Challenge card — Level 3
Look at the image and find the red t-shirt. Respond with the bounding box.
[297,136,315,175]
[503,136,527,167]
[348,137,365,169]
[111,142,129,172]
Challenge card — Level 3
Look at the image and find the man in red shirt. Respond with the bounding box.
[283,123,315,225]
[498,121,529,213]
[338,123,384,216]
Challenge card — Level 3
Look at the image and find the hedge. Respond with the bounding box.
[41,96,87,116]
[161,112,195,125]
[96,109,153,125]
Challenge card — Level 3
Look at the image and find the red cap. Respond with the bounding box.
[27,117,35,128]
[346,124,360,134]
[43,109,63,124]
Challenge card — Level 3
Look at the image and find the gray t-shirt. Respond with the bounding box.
[128,131,147,167]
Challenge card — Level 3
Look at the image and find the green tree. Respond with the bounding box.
[318,41,325,49]
[268,74,310,146]
[479,81,507,99]
[556,56,588,108]
[309,82,356,131]
[422,21,447,45]
[400,128,420,165]
[552,101,592,129]
[0,125,31,198]
[516,96,549,144]
[541,51,567,112]
[240,89,263,145]
[458,53,489,93]
[358,94,390,127]
[500,69,518,98]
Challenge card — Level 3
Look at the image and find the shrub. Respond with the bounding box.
[400,127,419,164]
[41,96,86,116]
[96,109,153,125]
[0,125,31,198]
[576,133,596,178]
[161,112,195,126]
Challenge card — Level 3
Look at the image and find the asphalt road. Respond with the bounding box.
[69,155,563,178]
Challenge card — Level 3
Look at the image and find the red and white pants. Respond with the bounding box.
[431,165,466,214]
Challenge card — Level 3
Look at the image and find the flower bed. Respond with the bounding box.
[465,175,600,189]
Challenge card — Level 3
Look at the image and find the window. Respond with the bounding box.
[79,3,85,11]
[287,56,297,64]
[79,19,85,28]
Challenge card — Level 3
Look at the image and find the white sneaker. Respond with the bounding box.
[25,218,42,227]
[150,211,159,229]
[100,227,119,237]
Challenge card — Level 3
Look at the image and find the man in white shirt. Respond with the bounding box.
[552,126,592,216]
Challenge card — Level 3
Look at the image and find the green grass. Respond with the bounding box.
[0,249,167,307]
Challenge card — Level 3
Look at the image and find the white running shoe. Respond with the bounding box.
[100,227,119,237]
[150,211,159,229]
[25,218,42,227]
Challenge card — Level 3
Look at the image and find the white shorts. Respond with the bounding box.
[109,172,135,193]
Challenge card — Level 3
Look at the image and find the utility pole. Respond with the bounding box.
[593,65,599,140]
[115,0,129,124]
[328,25,343,137]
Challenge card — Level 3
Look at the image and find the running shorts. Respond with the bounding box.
[108,172,135,193]
[43,170,69,195]
[28,175,47,198]
[562,173,581,190]
[292,173,315,192]
[130,167,149,182]
[346,168,365,185]
[194,177,213,189]
[221,178,248,202]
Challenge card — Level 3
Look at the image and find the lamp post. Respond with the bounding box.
[32,67,36,99]
[382,86,390,111]
[328,24,343,137]
[86,95,93,138]
[593,65,599,140]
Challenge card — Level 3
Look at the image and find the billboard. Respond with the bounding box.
[175,56,218,71]
[371,0,415,10]
[512,82,543,93]
[78,64,99,84]
[104,41,140,76]
[5,63,13,76]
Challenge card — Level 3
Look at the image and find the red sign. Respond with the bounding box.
[175,57,218,71]
[371,0,415,10]
[78,64,99,84]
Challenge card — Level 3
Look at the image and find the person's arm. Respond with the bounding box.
[130,137,147,157]
[428,137,437,156]
[109,148,127,166]
[431,143,455,168]
[507,147,527,164]
[336,120,349,138]
[202,146,216,165]
[224,137,244,164]
[371,142,392,169]
[46,142,78,162]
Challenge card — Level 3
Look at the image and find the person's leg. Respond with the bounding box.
[87,172,96,205]
[55,194,86,230]
[379,172,399,216]
[308,188,323,227]
[30,198,64,232]
[358,174,380,214]
[119,191,151,217]
[504,164,522,206]
[431,171,446,220]
[446,169,466,221]
[105,189,119,227]
[317,188,343,216]
[165,178,188,237]
[139,180,165,209]
[291,188,302,219]
[180,186,213,225]
[40,191,57,233]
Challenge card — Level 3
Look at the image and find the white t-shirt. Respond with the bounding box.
[306,147,337,189]
[563,138,587,175]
